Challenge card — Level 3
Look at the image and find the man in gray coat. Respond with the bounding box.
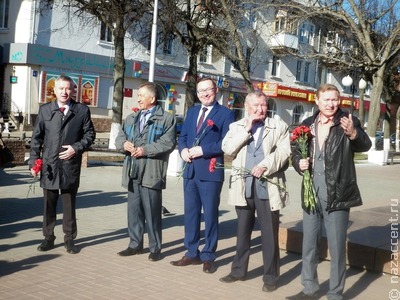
[220,91,290,292]
[115,82,176,261]
[30,75,95,254]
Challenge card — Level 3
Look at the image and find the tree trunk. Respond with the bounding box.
[184,51,198,115]
[109,25,126,149]
[366,66,385,145]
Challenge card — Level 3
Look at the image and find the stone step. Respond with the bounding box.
[278,206,397,275]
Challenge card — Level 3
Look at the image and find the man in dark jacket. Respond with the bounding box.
[30,75,95,254]
[115,82,176,261]
[287,84,371,300]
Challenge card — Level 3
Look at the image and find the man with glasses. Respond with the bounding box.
[171,77,235,273]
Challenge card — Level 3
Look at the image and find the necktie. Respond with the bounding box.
[60,107,66,114]
[196,107,208,133]
[139,110,150,133]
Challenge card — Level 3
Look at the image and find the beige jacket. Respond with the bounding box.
[222,117,290,210]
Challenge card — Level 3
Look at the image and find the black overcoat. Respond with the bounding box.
[29,100,95,190]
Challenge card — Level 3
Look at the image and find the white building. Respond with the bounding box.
[1,0,373,134]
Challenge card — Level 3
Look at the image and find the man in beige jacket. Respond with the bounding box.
[220,91,290,292]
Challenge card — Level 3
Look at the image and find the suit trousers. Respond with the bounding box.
[230,190,280,285]
[183,177,222,262]
[301,200,349,299]
[42,188,78,242]
[127,179,162,253]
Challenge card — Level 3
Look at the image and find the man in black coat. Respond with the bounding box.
[29,75,95,254]
[287,84,371,300]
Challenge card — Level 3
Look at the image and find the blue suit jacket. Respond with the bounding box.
[178,102,235,182]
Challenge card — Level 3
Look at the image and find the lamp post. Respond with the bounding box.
[341,75,354,113]
[148,0,159,83]
[358,78,367,127]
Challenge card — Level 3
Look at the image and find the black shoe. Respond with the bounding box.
[148,252,162,261]
[219,274,245,283]
[64,240,79,254]
[286,291,318,300]
[37,238,55,252]
[118,247,143,256]
[262,283,277,292]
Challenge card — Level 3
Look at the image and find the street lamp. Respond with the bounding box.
[341,75,355,113]
[149,0,159,83]
[358,78,367,127]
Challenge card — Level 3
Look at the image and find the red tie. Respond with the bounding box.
[196,107,208,133]
[60,107,66,114]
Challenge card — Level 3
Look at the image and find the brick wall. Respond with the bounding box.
[92,118,112,133]
[0,139,26,166]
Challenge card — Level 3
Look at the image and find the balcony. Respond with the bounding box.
[269,33,299,54]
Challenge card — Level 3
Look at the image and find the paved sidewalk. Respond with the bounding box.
[0,163,399,300]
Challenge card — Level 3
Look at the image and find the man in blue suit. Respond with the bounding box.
[171,77,235,273]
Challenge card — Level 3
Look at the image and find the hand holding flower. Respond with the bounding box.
[28,158,43,198]
[188,146,203,159]
[31,158,43,177]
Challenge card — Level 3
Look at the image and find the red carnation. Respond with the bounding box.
[291,125,312,142]
[32,158,43,174]
[207,119,214,127]
[132,107,140,112]
[209,157,217,172]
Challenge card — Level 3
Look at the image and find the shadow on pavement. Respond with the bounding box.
[0,254,60,277]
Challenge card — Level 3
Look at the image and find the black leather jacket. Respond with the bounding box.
[292,108,372,212]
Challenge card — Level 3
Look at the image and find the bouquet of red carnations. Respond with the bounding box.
[291,125,316,213]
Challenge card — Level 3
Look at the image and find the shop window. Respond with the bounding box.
[41,72,98,106]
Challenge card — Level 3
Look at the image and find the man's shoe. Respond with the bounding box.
[37,238,55,252]
[219,274,245,283]
[117,247,143,256]
[262,283,277,292]
[286,291,318,300]
[203,261,216,273]
[64,240,79,254]
[148,252,162,261]
[170,256,202,266]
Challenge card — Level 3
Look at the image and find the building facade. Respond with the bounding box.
[1,0,376,135]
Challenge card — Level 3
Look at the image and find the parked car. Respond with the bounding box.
[390,133,398,150]
[375,131,384,150]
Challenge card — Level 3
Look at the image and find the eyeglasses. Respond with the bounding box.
[197,87,215,95]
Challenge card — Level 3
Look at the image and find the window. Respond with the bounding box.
[296,60,302,81]
[100,22,112,42]
[299,23,315,45]
[0,0,9,29]
[271,56,280,77]
[163,34,174,55]
[274,17,286,33]
[156,84,167,110]
[292,104,304,124]
[199,45,212,64]
[267,99,277,119]
[304,62,310,83]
